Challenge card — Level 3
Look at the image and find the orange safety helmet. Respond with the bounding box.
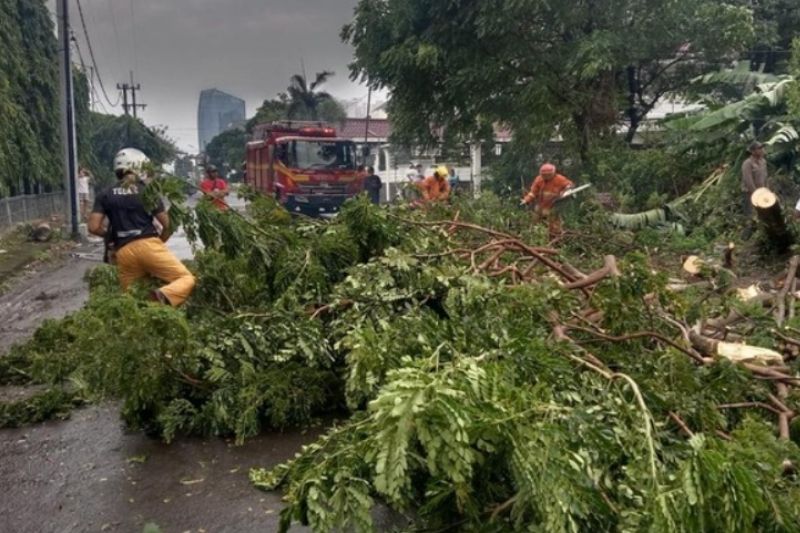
[540,163,556,175]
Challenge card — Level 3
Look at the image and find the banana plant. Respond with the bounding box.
[667,76,799,177]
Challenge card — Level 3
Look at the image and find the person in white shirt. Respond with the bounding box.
[77,167,93,220]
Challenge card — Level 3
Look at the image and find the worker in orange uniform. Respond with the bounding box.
[521,163,574,241]
[418,166,452,203]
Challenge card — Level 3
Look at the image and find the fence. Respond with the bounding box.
[0,192,66,233]
[377,166,476,203]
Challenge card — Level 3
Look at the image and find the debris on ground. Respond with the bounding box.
[2,189,800,532]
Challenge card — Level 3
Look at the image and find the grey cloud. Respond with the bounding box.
[53,0,366,151]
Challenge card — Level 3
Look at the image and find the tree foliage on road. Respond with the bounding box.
[342,0,753,161]
[4,187,800,531]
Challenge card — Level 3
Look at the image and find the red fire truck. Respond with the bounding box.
[245,121,364,216]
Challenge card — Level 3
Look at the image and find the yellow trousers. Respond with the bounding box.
[116,237,196,306]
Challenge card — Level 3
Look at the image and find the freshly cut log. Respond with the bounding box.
[683,255,704,276]
[689,330,784,366]
[736,285,762,302]
[752,188,793,251]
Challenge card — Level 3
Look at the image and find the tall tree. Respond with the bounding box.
[86,114,176,185]
[342,0,753,163]
[204,128,247,176]
[0,0,60,195]
[247,93,290,131]
[286,71,346,123]
[735,0,800,74]
[789,39,800,116]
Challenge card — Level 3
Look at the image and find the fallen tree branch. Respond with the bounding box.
[775,256,800,326]
[689,331,785,367]
[669,411,695,438]
[564,256,620,290]
[568,325,705,364]
[718,402,783,416]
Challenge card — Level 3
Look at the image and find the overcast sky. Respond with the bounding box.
[49,0,374,152]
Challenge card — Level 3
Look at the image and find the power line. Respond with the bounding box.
[75,0,119,107]
[128,0,139,76]
[106,0,124,75]
[70,31,101,112]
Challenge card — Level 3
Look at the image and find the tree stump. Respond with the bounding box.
[752,188,793,251]
[31,223,52,242]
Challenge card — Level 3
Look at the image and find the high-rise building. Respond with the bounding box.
[197,89,246,152]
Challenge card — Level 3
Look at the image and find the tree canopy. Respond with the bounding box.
[0,0,176,195]
[204,128,247,176]
[342,0,754,161]
[0,0,60,196]
[208,73,349,173]
[288,71,333,121]
[739,0,800,74]
[85,114,176,186]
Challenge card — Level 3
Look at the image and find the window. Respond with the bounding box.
[280,141,356,170]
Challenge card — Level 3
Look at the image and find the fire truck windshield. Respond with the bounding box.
[277,140,357,170]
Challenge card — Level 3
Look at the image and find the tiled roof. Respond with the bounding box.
[338,117,514,143]
[339,118,392,141]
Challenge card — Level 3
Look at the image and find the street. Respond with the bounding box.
[0,195,315,533]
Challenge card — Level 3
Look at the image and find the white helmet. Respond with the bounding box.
[113,148,150,175]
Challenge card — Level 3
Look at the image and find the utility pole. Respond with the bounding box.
[364,86,372,144]
[129,71,146,119]
[57,0,79,238]
[117,72,146,118]
[118,81,130,115]
[363,84,372,167]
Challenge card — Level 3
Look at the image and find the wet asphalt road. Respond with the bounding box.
[0,195,328,533]
[0,406,320,533]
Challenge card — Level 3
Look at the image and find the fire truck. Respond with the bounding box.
[245,121,364,217]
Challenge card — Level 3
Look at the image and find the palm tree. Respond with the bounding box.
[287,71,335,121]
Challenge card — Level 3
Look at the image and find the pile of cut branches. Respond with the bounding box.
[2,189,800,531]
[251,200,800,531]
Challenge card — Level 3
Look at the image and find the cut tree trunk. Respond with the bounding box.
[752,188,793,251]
[689,330,785,366]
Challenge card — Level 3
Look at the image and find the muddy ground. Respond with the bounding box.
[0,236,329,533]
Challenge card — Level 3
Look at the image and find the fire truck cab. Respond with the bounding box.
[245,121,364,217]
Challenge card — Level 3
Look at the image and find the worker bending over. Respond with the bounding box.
[418,165,451,203]
[521,163,574,241]
[88,148,196,306]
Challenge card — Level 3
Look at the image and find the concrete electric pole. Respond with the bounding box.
[118,72,146,118]
[56,0,79,238]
